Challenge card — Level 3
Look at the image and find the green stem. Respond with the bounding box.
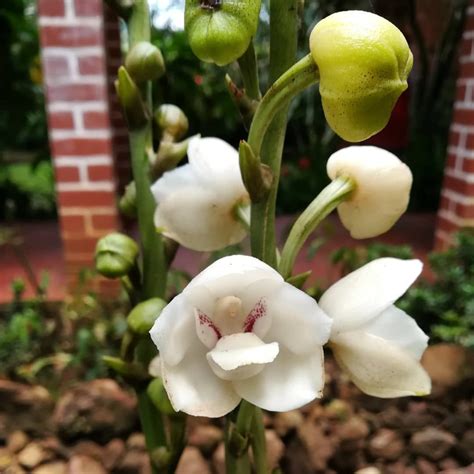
[235,399,255,434]
[279,176,355,279]
[249,0,310,267]
[129,130,167,299]
[168,415,187,472]
[237,41,261,100]
[251,407,268,474]
[225,418,252,474]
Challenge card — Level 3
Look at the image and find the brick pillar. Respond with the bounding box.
[38,0,129,290]
[435,2,474,249]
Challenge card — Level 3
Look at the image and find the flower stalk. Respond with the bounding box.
[279,176,356,280]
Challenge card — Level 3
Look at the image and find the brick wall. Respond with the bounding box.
[435,2,474,249]
[38,0,129,291]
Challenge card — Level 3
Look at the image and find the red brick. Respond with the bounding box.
[40,26,101,47]
[453,108,474,125]
[460,37,473,57]
[63,237,98,254]
[74,0,103,16]
[52,138,112,156]
[78,56,105,75]
[37,0,65,17]
[449,130,461,148]
[463,159,474,173]
[57,190,116,208]
[460,61,474,78]
[87,165,114,181]
[49,111,75,129]
[90,213,119,230]
[446,151,457,169]
[47,83,104,102]
[457,202,474,219]
[437,214,459,235]
[61,214,87,233]
[455,85,467,103]
[42,56,70,78]
[55,166,81,182]
[466,132,474,150]
[444,174,474,195]
[83,111,109,129]
[439,195,452,212]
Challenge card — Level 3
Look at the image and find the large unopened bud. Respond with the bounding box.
[310,11,413,142]
[155,104,189,141]
[95,232,139,278]
[125,42,165,83]
[185,0,262,66]
[127,298,167,335]
[327,146,412,238]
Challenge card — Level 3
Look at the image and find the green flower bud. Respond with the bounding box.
[125,42,166,83]
[154,104,189,141]
[127,298,167,335]
[95,232,139,279]
[119,181,137,218]
[147,377,176,415]
[185,0,262,66]
[116,66,149,130]
[309,10,413,142]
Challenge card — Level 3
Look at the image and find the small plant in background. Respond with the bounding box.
[400,230,474,348]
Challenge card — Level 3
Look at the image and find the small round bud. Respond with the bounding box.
[185,0,262,66]
[310,11,413,142]
[147,377,176,415]
[125,41,165,83]
[95,232,139,278]
[119,181,137,218]
[154,104,189,141]
[127,298,167,335]
[327,146,412,238]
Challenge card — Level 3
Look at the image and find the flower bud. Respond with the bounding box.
[95,232,139,278]
[125,42,165,83]
[119,181,137,218]
[310,11,413,142]
[327,146,412,238]
[147,377,176,415]
[154,104,189,141]
[116,66,149,130]
[127,298,167,335]
[185,0,262,66]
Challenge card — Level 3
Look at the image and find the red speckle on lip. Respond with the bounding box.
[243,298,267,333]
[197,309,222,339]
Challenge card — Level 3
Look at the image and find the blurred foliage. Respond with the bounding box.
[0,266,128,392]
[330,231,474,348]
[399,230,474,348]
[0,0,53,220]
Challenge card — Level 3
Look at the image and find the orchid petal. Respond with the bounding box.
[161,342,241,417]
[319,258,422,335]
[207,333,279,381]
[154,185,247,251]
[266,282,332,354]
[233,346,325,412]
[331,330,431,398]
[360,305,428,360]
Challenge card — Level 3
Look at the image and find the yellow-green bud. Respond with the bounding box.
[95,232,139,279]
[125,42,165,83]
[185,0,262,66]
[154,104,189,141]
[119,181,137,218]
[309,10,413,142]
[127,298,167,335]
[147,378,176,415]
[116,66,148,130]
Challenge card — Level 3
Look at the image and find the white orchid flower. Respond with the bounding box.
[319,258,431,398]
[150,255,332,417]
[151,137,250,251]
[327,146,412,239]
